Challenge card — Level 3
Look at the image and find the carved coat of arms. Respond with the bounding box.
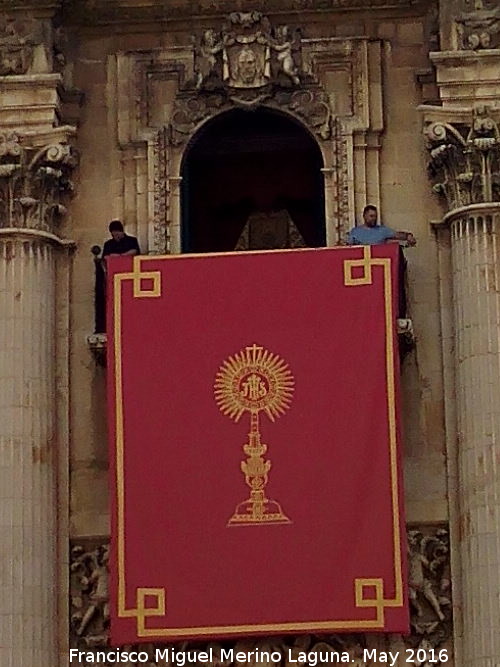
[195,12,302,94]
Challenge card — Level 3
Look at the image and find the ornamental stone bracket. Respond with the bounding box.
[69,526,453,666]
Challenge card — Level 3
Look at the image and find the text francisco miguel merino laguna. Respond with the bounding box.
[69,646,418,666]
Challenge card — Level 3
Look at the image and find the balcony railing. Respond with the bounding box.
[87,246,414,365]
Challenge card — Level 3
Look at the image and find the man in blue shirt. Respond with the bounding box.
[348,204,415,320]
[348,205,416,246]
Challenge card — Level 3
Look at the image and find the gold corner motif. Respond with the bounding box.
[343,245,373,285]
[214,344,294,526]
[114,256,162,299]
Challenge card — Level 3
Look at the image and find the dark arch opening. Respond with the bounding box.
[181,107,326,253]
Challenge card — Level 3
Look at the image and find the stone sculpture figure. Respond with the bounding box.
[195,29,223,89]
[273,26,301,85]
[76,546,110,638]
[408,531,449,625]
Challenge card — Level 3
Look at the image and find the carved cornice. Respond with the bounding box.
[70,526,452,660]
[0,128,77,235]
[423,106,500,214]
[0,1,60,12]
[60,0,423,26]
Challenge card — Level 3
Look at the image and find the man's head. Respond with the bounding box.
[109,219,125,241]
[363,205,378,227]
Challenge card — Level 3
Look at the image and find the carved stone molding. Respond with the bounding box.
[62,0,424,26]
[424,106,500,213]
[0,129,77,234]
[69,526,452,664]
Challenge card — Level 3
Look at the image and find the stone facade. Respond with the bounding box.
[0,1,500,666]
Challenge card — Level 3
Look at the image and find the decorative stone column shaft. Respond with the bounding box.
[0,131,76,667]
[448,204,500,667]
[0,234,58,667]
[425,108,500,667]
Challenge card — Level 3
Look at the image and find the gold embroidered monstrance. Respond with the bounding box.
[214,344,294,526]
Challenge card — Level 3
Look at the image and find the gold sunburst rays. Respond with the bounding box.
[214,343,294,423]
[214,344,294,526]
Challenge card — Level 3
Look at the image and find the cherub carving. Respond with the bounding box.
[273,25,301,85]
[195,29,223,89]
[75,546,110,638]
[408,531,450,627]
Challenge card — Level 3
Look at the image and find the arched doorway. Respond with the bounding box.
[181,107,325,253]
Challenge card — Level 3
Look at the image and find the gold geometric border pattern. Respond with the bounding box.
[113,248,404,637]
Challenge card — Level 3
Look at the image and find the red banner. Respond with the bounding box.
[108,245,408,644]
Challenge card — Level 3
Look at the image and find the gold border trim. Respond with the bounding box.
[112,248,404,637]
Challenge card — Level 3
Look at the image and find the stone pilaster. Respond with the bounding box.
[423,87,500,666]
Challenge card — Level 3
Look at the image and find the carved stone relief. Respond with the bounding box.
[165,12,330,145]
[69,526,452,665]
[0,131,77,233]
[425,106,500,212]
[169,87,332,147]
[456,0,500,49]
[112,17,383,252]
[0,14,43,75]
[194,12,304,94]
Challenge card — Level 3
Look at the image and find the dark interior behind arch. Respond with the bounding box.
[181,107,326,253]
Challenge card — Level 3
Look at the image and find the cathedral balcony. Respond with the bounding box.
[86,246,415,366]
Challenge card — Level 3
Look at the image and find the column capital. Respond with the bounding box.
[422,105,500,215]
[0,126,78,236]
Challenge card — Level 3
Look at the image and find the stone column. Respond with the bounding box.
[424,106,500,667]
[0,131,76,667]
[0,234,57,667]
[448,204,500,667]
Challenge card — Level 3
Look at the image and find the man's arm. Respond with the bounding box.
[346,228,358,245]
[394,230,416,246]
[124,236,141,256]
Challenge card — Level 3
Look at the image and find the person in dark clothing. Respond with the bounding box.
[102,220,140,257]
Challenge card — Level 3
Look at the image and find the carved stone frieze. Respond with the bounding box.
[425,106,500,212]
[70,526,452,665]
[0,131,77,234]
[0,14,43,75]
[169,86,331,146]
[456,0,500,50]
